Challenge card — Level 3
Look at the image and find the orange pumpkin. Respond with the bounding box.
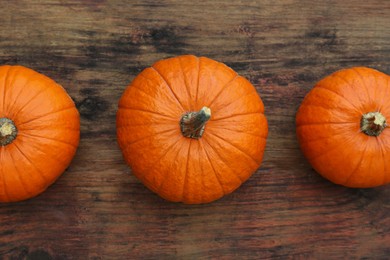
[296,67,390,188]
[0,65,80,202]
[116,55,268,204]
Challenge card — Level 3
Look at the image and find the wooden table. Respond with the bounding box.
[1,1,389,259]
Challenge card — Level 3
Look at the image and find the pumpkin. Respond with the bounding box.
[0,65,80,202]
[116,55,268,204]
[296,67,390,188]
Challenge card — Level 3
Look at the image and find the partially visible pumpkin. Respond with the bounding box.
[296,67,390,188]
[117,55,268,204]
[0,65,80,202]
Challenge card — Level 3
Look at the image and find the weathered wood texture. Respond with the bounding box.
[1,0,389,259]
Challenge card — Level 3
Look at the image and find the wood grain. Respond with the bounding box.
[1,0,389,259]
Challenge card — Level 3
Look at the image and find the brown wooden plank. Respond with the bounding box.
[0,0,389,259]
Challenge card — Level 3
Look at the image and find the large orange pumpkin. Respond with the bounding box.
[296,67,390,188]
[0,65,80,202]
[117,55,268,204]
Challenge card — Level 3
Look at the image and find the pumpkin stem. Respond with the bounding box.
[361,112,387,136]
[180,107,211,139]
[0,118,17,146]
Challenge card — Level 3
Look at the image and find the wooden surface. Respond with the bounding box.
[1,0,390,259]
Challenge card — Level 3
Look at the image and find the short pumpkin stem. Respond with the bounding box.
[0,118,17,146]
[361,112,387,136]
[180,107,211,139]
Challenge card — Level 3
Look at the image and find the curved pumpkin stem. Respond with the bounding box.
[180,107,211,139]
[361,112,387,136]
[0,118,17,146]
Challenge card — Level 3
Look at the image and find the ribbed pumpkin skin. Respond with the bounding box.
[296,67,390,188]
[0,65,80,202]
[117,55,268,204]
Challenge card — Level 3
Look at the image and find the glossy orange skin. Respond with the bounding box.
[0,65,80,202]
[117,55,268,204]
[296,67,390,188]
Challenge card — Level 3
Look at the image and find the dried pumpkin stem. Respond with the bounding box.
[361,112,387,136]
[0,118,17,146]
[180,107,211,139]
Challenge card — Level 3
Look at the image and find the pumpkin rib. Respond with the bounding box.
[11,81,53,120]
[6,148,33,199]
[134,135,184,195]
[207,75,239,108]
[17,132,78,149]
[16,106,77,127]
[385,77,390,111]
[0,147,11,201]
[298,91,359,112]
[146,136,182,175]
[117,124,179,146]
[182,139,192,202]
[127,83,160,102]
[297,121,358,127]
[116,121,178,128]
[301,104,354,116]
[136,73,184,115]
[178,57,194,111]
[332,73,368,110]
[334,74,366,111]
[377,73,389,112]
[150,66,185,111]
[118,107,177,121]
[196,143,205,203]
[375,74,384,112]
[376,137,387,185]
[195,56,201,105]
[120,128,178,150]
[208,113,268,139]
[26,139,70,169]
[1,66,12,112]
[211,111,263,122]
[199,139,226,194]
[18,126,79,133]
[298,127,357,146]
[197,144,225,203]
[6,84,28,118]
[351,67,375,108]
[314,84,360,113]
[128,82,181,118]
[207,131,260,165]
[212,91,262,119]
[202,135,245,183]
[13,141,48,183]
[299,134,347,149]
[196,58,222,108]
[210,126,267,139]
[343,140,369,186]
[156,139,184,194]
[305,133,355,161]
[3,66,37,116]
